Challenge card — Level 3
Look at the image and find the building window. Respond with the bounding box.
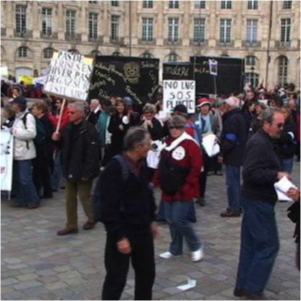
[142,52,152,58]
[168,53,178,62]
[88,12,98,40]
[16,5,27,34]
[43,48,53,59]
[142,18,153,41]
[18,46,27,58]
[278,56,288,85]
[283,1,292,9]
[246,19,258,43]
[280,18,291,42]
[221,1,232,9]
[42,8,52,36]
[66,10,76,37]
[220,19,231,43]
[245,55,256,66]
[111,1,119,7]
[111,15,120,41]
[143,1,153,8]
[247,0,258,9]
[91,50,101,57]
[194,1,206,9]
[112,51,122,56]
[245,73,259,87]
[194,18,205,42]
[168,18,179,42]
[89,1,97,3]
[169,1,179,9]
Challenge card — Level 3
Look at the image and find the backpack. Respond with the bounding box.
[22,112,46,148]
[93,155,130,222]
[158,155,190,196]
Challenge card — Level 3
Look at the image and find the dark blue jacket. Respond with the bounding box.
[220,108,247,167]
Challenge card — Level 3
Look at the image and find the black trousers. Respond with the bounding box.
[199,152,210,198]
[102,230,155,300]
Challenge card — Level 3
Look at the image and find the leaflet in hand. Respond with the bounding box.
[274,176,297,202]
[201,133,220,157]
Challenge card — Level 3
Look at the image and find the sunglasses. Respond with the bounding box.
[169,126,182,130]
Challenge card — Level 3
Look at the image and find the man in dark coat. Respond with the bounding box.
[219,97,247,217]
[86,98,101,125]
[98,127,158,300]
[234,108,290,300]
[52,101,100,236]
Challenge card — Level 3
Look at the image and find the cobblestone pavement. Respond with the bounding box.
[2,163,300,300]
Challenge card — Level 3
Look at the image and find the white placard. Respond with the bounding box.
[0,130,14,192]
[201,133,220,157]
[163,80,196,114]
[209,59,218,76]
[44,51,94,101]
[274,176,298,202]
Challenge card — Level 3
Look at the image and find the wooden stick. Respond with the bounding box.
[55,98,66,134]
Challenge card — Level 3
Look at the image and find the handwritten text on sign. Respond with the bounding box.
[163,80,196,114]
[44,51,93,101]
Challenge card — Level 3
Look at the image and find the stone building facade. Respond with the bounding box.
[1,0,300,88]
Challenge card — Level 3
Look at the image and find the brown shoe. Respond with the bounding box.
[27,204,39,209]
[83,221,96,230]
[245,292,268,300]
[233,287,248,297]
[57,228,78,236]
[220,209,241,217]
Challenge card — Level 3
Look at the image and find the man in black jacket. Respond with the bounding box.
[234,108,290,300]
[98,127,158,300]
[219,96,247,217]
[52,101,100,236]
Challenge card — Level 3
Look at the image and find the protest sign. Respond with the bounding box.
[0,130,13,192]
[44,51,94,101]
[190,56,244,95]
[19,75,34,85]
[163,80,196,114]
[89,56,160,104]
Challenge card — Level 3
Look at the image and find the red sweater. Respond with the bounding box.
[153,136,203,201]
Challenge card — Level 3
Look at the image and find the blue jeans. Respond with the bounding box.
[13,160,40,206]
[281,158,294,174]
[235,198,279,295]
[225,165,241,212]
[162,201,201,255]
[51,151,63,191]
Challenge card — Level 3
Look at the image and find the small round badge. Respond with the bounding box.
[172,146,186,160]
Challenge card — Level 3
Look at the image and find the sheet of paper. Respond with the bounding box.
[274,176,297,202]
[201,134,220,157]
[176,277,197,291]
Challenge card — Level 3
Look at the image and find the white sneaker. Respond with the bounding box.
[159,251,180,259]
[191,248,204,262]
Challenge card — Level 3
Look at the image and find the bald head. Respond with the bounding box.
[90,99,100,111]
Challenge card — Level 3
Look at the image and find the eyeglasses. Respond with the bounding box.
[168,126,182,130]
[277,123,284,129]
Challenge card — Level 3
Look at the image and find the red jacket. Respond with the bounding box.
[48,107,70,131]
[153,136,203,201]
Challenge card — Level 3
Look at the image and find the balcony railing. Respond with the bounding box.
[138,38,156,45]
[190,39,208,47]
[275,41,291,48]
[14,30,32,38]
[164,38,182,45]
[40,32,58,39]
[218,41,234,47]
[65,33,81,41]
[242,41,261,48]
[110,37,125,45]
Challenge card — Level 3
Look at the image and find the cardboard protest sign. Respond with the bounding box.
[163,80,196,114]
[89,56,160,104]
[163,63,194,80]
[44,51,94,101]
[0,130,13,192]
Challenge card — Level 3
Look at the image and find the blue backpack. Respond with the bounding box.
[93,155,129,222]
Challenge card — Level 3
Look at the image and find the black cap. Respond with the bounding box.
[173,104,187,114]
[11,96,27,106]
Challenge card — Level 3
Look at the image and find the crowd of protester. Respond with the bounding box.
[1,80,300,300]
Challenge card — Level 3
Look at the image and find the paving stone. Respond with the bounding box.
[1,277,19,286]
[14,280,43,290]
[2,291,27,300]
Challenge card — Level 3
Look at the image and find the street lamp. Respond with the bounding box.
[251,66,255,87]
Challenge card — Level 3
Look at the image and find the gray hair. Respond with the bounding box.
[143,103,156,114]
[259,107,282,125]
[90,98,100,105]
[68,101,86,114]
[167,115,186,129]
[123,126,149,151]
